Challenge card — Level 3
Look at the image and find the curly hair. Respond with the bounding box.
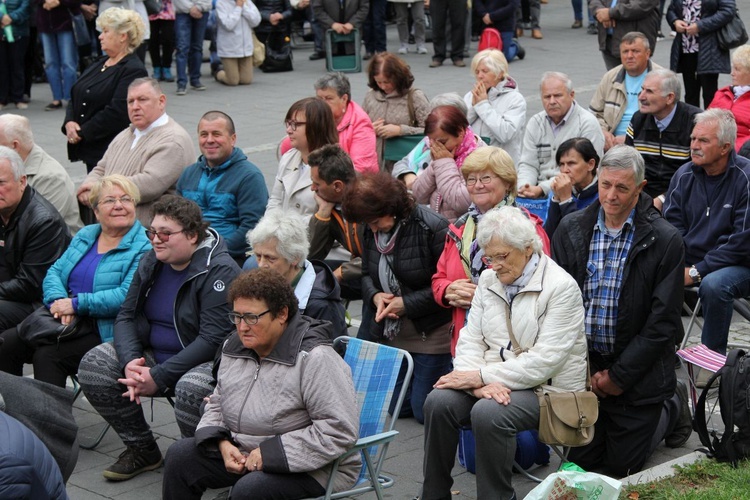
[367,52,415,96]
[97,8,146,52]
[342,172,415,223]
[151,195,209,244]
[285,97,339,152]
[228,268,299,319]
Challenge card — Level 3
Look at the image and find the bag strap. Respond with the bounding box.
[695,366,724,456]
[407,88,417,127]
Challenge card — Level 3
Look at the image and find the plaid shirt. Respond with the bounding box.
[583,207,636,355]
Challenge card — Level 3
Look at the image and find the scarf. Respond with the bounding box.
[453,126,479,168]
[465,195,516,283]
[375,220,405,340]
[504,253,541,302]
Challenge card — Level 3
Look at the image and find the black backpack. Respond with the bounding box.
[695,348,750,466]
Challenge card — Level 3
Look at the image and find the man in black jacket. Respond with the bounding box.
[552,145,691,476]
[0,147,70,331]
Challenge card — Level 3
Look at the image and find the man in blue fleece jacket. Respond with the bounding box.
[177,111,268,264]
[663,109,750,354]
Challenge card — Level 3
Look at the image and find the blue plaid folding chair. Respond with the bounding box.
[312,336,413,500]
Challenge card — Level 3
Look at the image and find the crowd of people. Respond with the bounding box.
[0,0,748,496]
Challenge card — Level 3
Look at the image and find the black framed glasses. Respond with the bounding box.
[144,229,185,242]
[285,119,307,131]
[228,310,271,326]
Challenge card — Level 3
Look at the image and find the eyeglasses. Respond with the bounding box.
[481,252,511,266]
[228,310,270,326]
[285,120,307,131]
[99,196,135,207]
[144,229,185,242]
[465,175,499,187]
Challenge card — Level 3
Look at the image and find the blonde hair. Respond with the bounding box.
[89,174,141,209]
[96,8,146,52]
[461,147,518,199]
[732,45,750,73]
[471,49,509,80]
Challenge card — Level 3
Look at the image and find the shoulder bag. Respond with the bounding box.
[252,31,265,67]
[17,306,94,348]
[717,10,749,51]
[69,9,91,47]
[144,0,163,16]
[505,308,598,447]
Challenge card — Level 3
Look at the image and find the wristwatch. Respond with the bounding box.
[689,265,702,284]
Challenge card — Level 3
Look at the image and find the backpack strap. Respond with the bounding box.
[721,349,745,466]
[695,367,723,456]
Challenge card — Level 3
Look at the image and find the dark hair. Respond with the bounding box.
[308,144,356,184]
[342,172,415,223]
[555,137,600,173]
[151,195,209,244]
[424,105,469,138]
[285,97,339,152]
[367,52,415,96]
[199,110,235,135]
[228,268,299,319]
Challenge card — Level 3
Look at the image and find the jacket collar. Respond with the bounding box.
[197,147,246,173]
[487,254,549,301]
[2,186,33,229]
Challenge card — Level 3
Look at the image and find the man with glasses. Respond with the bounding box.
[552,145,692,477]
[76,77,195,225]
[177,111,268,265]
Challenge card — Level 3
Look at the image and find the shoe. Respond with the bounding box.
[657,30,665,41]
[102,443,163,481]
[417,45,428,54]
[587,23,598,35]
[453,59,466,67]
[571,20,583,29]
[191,82,206,91]
[670,30,677,37]
[15,102,28,110]
[153,67,162,80]
[532,28,543,39]
[516,27,524,37]
[363,52,374,60]
[429,59,443,68]
[515,40,525,60]
[176,86,187,96]
[398,45,408,54]
[162,68,175,82]
[45,101,63,111]
[309,51,326,61]
[665,380,693,448]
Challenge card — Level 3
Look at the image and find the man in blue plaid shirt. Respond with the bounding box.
[552,145,690,477]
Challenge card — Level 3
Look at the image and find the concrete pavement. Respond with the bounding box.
[7,0,749,497]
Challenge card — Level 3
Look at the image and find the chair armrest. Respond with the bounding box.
[335,430,400,461]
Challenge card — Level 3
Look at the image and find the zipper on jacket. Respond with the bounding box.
[238,363,262,432]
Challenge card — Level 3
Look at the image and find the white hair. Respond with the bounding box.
[0,146,25,180]
[247,212,309,266]
[476,206,543,255]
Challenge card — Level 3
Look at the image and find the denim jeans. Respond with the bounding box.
[175,13,209,87]
[390,352,453,424]
[699,265,750,354]
[500,31,517,61]
[40,31,78,101]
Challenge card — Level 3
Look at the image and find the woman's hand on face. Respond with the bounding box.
[65,121,81,144]
[50,298,75,317]
[472,382,511,405]
[430,140,453,160]
[434,370,483,390]
[445,278,477,309]
[219,440,248,475]
[471,81,488,106]
[550,173,573,203]
[245,448,263,472]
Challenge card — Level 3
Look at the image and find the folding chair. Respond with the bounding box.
[311,336,413,500]
[325,29,361,73]
[383,134,424,164]
[516,197,550,224]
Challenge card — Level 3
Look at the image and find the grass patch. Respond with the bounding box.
[619,458,750,499]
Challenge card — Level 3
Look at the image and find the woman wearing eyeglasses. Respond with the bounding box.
[431,147,549,356]
[0,175,150,387]
[77,195,240,482]
[162,268,359,499]
[266,97,338,224]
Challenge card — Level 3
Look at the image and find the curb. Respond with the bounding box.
[621,451,707,487]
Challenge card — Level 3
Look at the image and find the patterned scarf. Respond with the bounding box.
[466,194,516,283]
[375,220,405,340]
[453,126,479,168]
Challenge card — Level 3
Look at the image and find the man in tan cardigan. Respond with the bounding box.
[77,77,195,225]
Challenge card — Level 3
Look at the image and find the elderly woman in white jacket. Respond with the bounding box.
[215,0,261,85]
[463,49,526,163]
[421,206,588,500]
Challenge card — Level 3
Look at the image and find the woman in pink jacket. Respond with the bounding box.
[431,147,549,355]
[708,45,750,152]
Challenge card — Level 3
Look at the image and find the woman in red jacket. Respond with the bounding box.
[709,45,750,152]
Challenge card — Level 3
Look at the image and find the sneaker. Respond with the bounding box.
[587,23,598,35]
[191,82,207,91]
[153,67,163,80]
[417,45,428,54]
[515,40,525,60]
[670,30,677,37]
[398,45,408,54]
[665,380,693,448]
[102,443,163,481]
[15,102,28,110]
[162,68,175,83]
[309,51,326,60]
[657,30,665,41]
[45,101,63,111]
[176,86,187,96]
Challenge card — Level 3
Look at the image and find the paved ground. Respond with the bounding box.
[6,0,750,497]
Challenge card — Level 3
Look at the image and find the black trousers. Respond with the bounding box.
[0,36,30,105]
[680,52,719,108]
[163,438,326,500]
[430,0,467,61]
[149,19,175,68]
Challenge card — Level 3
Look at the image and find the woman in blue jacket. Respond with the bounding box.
[0,175,150,387]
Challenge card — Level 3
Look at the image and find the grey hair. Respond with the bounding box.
[128,76,163,95]
[648,69,682,101]
[600,144,645,184]
[314,72,351,99]
[471,49,509,80]
[694,108,737,150]
[0,146,26,180]
[620,31,650,51]
[247,211,309,266]
[732,45,750,73]
[0,114,34,148]
[540,71,573,93]
[429,92,468,115]
[476,206,543,255]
